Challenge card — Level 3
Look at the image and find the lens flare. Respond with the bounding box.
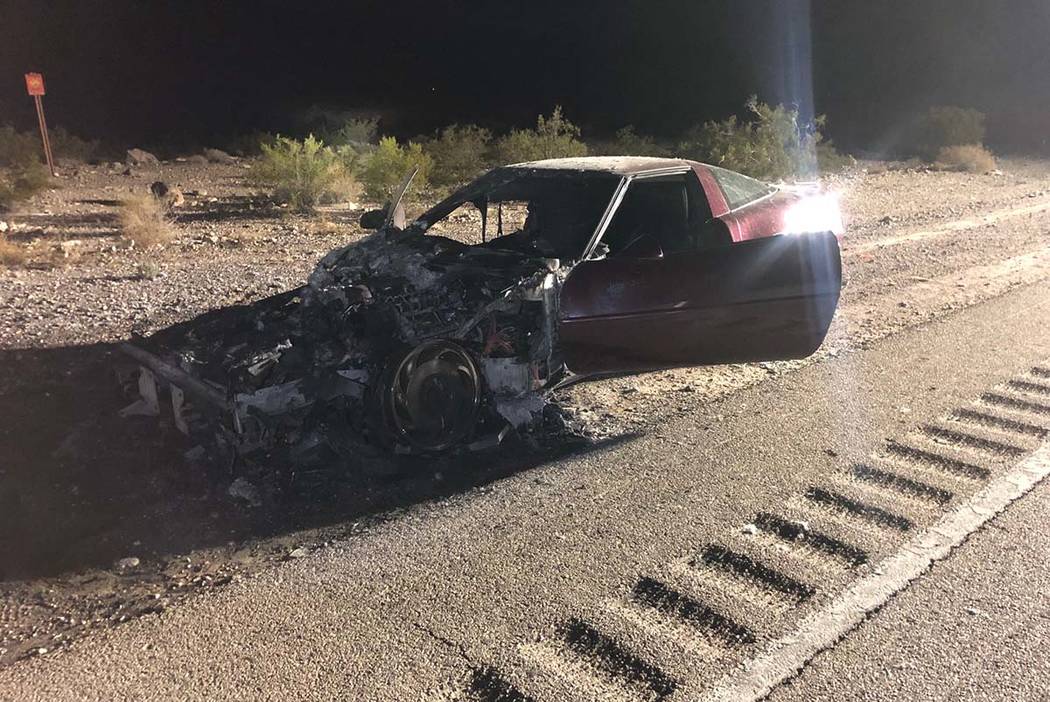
[784,191,844,235]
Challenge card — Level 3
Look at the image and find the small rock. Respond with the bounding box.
[789,520,810,534]
[149,181,184,208]
[965,606,981,615]
[741,523,759,536]
[56,239,82,258]
[203,148,236,164]
[126,148,159,167]
[227,477,262,507]
[287,547,309,560]
[186,154,210,165]
[116,556,140,570]
[0,221,8,233]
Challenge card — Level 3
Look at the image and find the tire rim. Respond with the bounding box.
[384,341,481,451]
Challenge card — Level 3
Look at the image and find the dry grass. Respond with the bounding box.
[306,218,343,237]
[321,172,362,205]
[0,238,27,266]
[935,144,997,173]
[119,194,175,246]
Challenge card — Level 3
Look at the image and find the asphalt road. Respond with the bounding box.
[767,476,1050,702]
[3,281,1050,701]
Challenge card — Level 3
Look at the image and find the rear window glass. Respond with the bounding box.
[709,166,774,210]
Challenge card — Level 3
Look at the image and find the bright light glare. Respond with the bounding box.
[783,191,844,235]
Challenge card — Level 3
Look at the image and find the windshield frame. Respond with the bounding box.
[408,167,625,261]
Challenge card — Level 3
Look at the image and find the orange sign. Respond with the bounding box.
[25,73,46,96]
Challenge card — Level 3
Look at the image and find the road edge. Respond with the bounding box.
[700,442,1050,702]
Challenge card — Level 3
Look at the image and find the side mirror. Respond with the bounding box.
[621,233,664,259]
[360,209,386,230]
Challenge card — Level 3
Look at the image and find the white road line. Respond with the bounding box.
[847,200,1050,256]
[698,442,1050,702]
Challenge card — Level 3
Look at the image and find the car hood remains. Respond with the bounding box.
[126,226,569,476]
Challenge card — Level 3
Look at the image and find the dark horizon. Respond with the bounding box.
[2,0,1049,153]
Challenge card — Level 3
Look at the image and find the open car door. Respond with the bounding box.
[558,232,842,375]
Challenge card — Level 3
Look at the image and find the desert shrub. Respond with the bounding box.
[0,238,28,266]
[297,106,380,146]
[0,126,40,167]
[297,105,352,136]
[320,168,363,205]
[2,124,102,165]
[935,144,996,172]
[496,106,589,163]
[328,118,379,148]
[592,125,665,156]
[816,141,854,174]
[0,125,52,211]
[358,136,433,202]
[120,194,175,246]
[333,142,373,179]
[914,106,986,160]
[227,130,278,157]
[0,158,50,211]
[254,135,351,211]
[423,124,493,187]
[49,126,101,162]
[677,97,844,180]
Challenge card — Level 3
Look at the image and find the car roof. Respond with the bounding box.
[507,156,697,176]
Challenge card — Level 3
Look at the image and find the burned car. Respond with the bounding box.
[120,157,843,467]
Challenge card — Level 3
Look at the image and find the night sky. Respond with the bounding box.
[2,1,1048,152]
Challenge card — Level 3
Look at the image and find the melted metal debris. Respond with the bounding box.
[119,227,579,481]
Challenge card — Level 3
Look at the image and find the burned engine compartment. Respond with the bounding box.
[122,225,575,476]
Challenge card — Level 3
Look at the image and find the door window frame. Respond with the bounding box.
[581,166,694,260]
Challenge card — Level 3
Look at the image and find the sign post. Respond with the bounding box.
[24,73,56,177]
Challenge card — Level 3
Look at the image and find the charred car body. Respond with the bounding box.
[120,157,843,468]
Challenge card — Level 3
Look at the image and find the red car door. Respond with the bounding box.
[558,176,842,375]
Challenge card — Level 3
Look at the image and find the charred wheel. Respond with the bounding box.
[379,340,482,452]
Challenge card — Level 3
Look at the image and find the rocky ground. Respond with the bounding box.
[1,155,1049,666]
